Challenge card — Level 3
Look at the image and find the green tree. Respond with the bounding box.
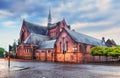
[12,40,17,57]
[90,46,105,56]
[18,39,21,45]
[90,46,105,62]
[0,47,5,57]
[107,47,120,61]
[90,46,120,62]
[103,47,113,62]
[12,41,17,53]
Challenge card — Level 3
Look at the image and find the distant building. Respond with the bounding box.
[17,9,116,63]
[105,39,117,47]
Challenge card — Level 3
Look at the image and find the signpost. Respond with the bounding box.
[8,45,12,68]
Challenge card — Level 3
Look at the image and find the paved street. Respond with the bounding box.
[0,59,120,78]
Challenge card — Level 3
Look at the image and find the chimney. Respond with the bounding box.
[67,25,71,30]
[62,18,66,26]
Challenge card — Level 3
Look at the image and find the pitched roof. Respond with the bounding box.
[110,39,116,45]
[48,19,67,28]
[48,23,57,28]
[39,39,56,49]
[24,20,47,35]
[65,28,106,46]
[24,33,50,45]
[105,39,117,47]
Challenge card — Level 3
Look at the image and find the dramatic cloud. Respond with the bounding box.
[71,21,115,29]
[0,0,120,50]
[83,27,120,44]
[0,10,13,18]
[1,21,19,28]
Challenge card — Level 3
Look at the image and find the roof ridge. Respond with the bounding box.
[24,20,46,27]
[30,33,49,37]
[42,39,56,42]
[64,28,106,46]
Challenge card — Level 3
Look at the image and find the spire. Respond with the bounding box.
[48,7,52,26]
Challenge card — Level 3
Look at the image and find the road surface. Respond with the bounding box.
[0,59,120,78]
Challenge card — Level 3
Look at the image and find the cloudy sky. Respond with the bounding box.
[0,0,120,51]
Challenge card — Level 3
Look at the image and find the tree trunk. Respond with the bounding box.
[118,56,119,62]
[93,56,94,63]
[99,56,100,62]
[106,56,108,63]
[117,56,118,62]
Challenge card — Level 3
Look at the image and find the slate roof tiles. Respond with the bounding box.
[65,28,106,46]
[24,20,47,35]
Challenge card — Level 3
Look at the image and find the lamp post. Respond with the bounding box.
[8,45,12,68]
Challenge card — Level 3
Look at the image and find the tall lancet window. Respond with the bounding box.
[66,41,68,51]
[60,42,62,52]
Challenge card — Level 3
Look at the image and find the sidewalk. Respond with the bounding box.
[4,58,35,62]
[3,58,120,66]
[0,58,32,78]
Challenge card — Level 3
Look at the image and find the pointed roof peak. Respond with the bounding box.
[62,17,66,26]
[63,17,65,20]
[23,19,26,22]
[23,19,27,25]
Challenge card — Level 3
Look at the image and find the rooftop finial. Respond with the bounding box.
[62,17,66,26]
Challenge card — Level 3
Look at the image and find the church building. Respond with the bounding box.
[17,9,116,63]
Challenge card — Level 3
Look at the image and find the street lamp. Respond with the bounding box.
[8,45,12,68]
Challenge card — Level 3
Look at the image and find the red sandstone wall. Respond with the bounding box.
[35,49,54,62]
[17,44,35,60]
[48,27,58,38]
[48,20,68,39]
[17,44,25,59]
[20,24,30,42]
[55,29,84,63]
